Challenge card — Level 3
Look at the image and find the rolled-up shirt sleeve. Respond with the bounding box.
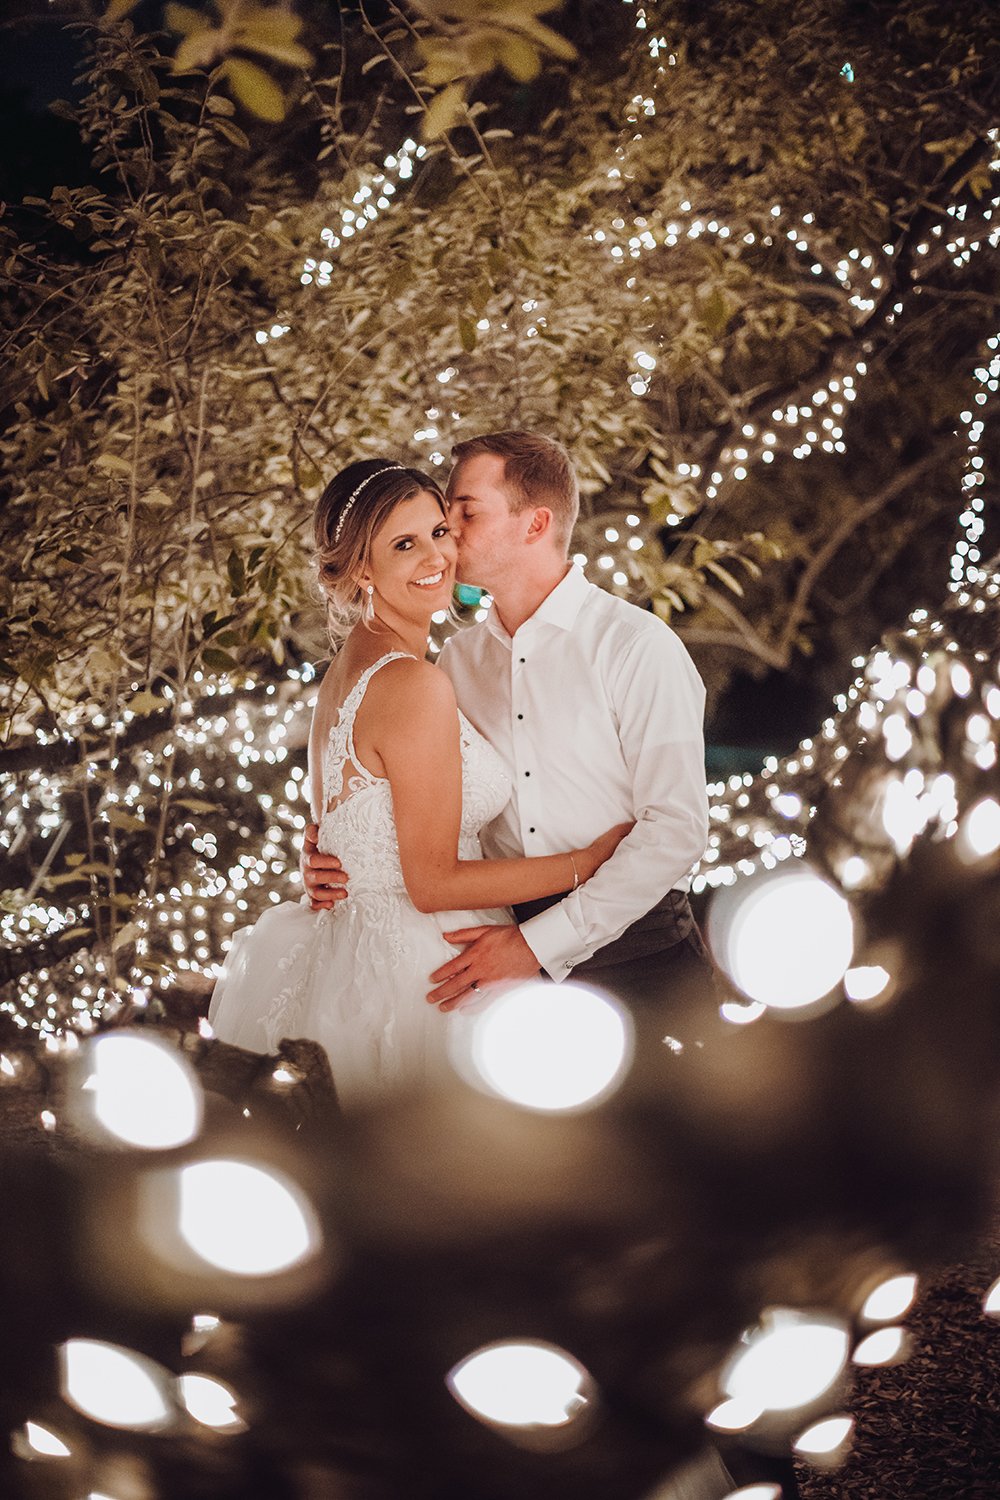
[519,628,708,980]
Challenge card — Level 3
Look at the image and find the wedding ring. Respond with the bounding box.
[470,980,481,993]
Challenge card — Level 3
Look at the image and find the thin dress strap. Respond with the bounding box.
[322,651,414,813]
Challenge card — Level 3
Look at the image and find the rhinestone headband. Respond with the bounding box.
[333,464,407,544]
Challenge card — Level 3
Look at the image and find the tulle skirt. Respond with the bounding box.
[208,891,508,1111]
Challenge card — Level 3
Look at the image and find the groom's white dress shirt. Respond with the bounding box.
[438,563,708,981]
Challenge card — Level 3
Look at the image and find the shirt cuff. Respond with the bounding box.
[518,902,587,983]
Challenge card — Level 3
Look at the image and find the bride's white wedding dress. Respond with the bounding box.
[208,652,512,1109]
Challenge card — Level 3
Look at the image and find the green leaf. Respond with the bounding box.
[458,315,478,352]
[202,646,239,671]
[127,689,172,715]
[227,549,246,596]
[94,452,132,475]
[175,31,223,71]
[212,117,251,149]
[502,13,576,61]
[423,83,465,141]
[103,0,142,22]
[234,5,304,45]
[106,809,154,834]
[497,35,541,82]
[704,558,745,596]
[241,36,312,69]
[220,57,287,122]
[164,2,206,35]
[112,919,142,951]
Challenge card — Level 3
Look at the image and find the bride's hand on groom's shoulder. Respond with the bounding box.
[300,822,350,910]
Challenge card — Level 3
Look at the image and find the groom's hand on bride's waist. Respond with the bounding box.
[301,822,349,910]
[427,924,541,1011]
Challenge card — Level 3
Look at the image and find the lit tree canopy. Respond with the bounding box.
[1,0,998,742]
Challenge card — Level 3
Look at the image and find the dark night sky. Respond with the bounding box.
[0,8,90,199]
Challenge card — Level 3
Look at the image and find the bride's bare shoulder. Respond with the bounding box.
[368,655,456,710]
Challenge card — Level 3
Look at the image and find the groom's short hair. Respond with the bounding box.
[451,430,579,551]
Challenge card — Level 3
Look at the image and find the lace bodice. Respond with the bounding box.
[317,652,512,901]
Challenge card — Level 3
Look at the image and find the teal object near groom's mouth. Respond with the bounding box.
[455,584,484,607]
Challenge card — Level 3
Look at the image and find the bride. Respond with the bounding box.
[208,458,629,1108]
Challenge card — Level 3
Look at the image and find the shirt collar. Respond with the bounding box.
[483,563,593,645]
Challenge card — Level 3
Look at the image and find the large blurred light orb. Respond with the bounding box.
[79,1031,202,1150]
[793,1413,854,1455]
[452,981,631,1111]
[710,867,854,1009]
[177,1159,320,1276]
[983,1276,1000,1317]
[447,1340,591,1428]
[60,1339,173,1430]
[722,1311,849,1412]
[861,1273,918,1323]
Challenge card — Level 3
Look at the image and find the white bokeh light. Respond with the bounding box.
[861,1273,918,1323]
[794,1413,854,1455]
[719,999,768,1027]
[844,965,891,1003]
[982,1275,1000,1316]
[21,1421,71,1458]
[957,797,1000,860]
[178,1373,245,1431]
[60,1339,174,1430]
[722,1310,849,1412]
[176,1159,321,1276]
[710,867,854,1009]
[78,1031,202,1150]
[706,1395,764,1431]
[447,1340,591,1428]
[853,1326,907,1365]
[721,1487,783,1500]
[451,980,632,1111]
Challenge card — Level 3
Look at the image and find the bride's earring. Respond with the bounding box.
[361,584,375,627]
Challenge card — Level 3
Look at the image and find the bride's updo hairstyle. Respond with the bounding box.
[314,458,447,641]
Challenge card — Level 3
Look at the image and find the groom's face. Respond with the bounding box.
[445,453,527,589]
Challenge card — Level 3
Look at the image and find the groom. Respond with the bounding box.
[302,429,712,1034]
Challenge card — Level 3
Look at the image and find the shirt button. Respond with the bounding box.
[517,713,524,720]
[519,657,525,664]
[524,771,530,777]
[529,826,535,833]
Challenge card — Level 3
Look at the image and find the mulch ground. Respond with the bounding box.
[799,1222,1000,1500]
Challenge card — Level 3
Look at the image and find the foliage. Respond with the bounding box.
[103,0,577,132]
[0,0,998,988]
